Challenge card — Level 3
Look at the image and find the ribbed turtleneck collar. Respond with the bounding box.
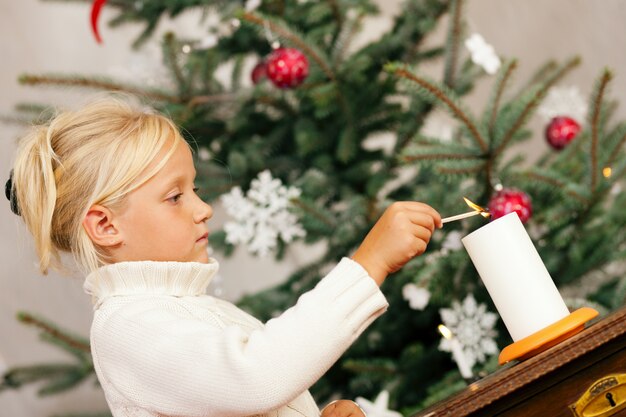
[84,259,219,307]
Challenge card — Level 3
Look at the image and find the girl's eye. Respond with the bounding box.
[193,187,200,194]
[168,193,183,203]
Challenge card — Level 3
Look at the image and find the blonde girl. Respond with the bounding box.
[6,94,441,417]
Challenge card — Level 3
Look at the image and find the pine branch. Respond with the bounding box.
[535,130,587,168]
[268,0,287,16]
[14,103,52,115]
[255,94,297,116]
[231,55,246,91]
[387,63,488,152]
[0,102,57,126]
[39,333,90,363]
[0,115,32,126]
[37,369,90,396]
[326,0,343,34]
[19,74,180,103]
[519,170,588,204]
[403,153,477,161]
[483,59,517,136]
[550,129,589,170]
[512,60,557,99]
[291,198,337,228]
[2,364,78,391]
[393,99,432,155]
[437,164,485,175]
[240,12,336,82]
[163,32,188,96]
[437,159,487,176]
[588,69,613,193]
[187,93,237,108]
[336,124,358,163]
[610,281,626,310]
[605,132,626,169]
[17,312,90,354]
[610,159,626,185]
[401,149,482,162]
[410,46,445,62]
[492,56,580,157]
[343,358,397,375]
[443,0,464,89]
[332,11,364,66]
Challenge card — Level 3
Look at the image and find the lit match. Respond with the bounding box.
[441,197,490,224]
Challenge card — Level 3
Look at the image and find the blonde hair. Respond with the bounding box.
[11,94,187,275]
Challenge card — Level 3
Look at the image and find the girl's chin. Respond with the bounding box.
[195,253,210,264]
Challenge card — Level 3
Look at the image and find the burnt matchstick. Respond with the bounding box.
[442,210,485,223]
[441,197,490,224]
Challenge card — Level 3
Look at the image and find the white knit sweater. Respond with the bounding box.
[84,257,388,417]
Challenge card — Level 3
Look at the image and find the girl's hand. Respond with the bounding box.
[321,400,365,417]
[352,202,441,286]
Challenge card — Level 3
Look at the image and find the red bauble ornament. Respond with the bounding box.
[251,61,266,84]
[545,116,581,150]
[265,47,309,89]
[488,188,532,224]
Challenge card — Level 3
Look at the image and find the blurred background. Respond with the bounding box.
[1,1,626,415]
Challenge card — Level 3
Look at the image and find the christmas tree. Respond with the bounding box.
[3,0,626,416]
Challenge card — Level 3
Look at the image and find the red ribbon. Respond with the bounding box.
[90,0,108,44]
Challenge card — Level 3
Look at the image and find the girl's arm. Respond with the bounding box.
[91,201,440,416]
[91,258,386,417]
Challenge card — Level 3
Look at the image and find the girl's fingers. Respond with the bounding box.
[398,202,442,227]
[322,400,365,417]
[404,210,437,233]
[412,223,434,243]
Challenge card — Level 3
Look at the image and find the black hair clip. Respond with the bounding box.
[5,170,20,216]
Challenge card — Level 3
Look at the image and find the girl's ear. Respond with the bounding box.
[83,205,121,248]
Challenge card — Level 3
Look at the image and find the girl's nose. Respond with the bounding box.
[194,196,213,223]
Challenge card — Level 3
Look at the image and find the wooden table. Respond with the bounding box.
[412,306,626,417]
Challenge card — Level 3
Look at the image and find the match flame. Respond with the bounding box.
[463,197,491,218]
[438,324,452,340]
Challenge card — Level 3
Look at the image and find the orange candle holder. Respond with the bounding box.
[498,307,599,365]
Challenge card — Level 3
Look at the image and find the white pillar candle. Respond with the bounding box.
[461,212,569,341]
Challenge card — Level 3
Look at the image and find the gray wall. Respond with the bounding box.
[1,1,625,415]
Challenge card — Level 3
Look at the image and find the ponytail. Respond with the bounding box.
[13,125,62,274]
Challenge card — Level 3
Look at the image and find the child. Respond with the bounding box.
[6,95,441,417]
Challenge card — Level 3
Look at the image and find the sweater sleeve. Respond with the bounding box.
[91,257,388,417]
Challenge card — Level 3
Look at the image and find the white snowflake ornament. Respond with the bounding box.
[402,283,431,310]
[537,86,587,123]
[439,295,499,368]
[465,33,501,75]
[355,390,402,417]
[221,170,305,257]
